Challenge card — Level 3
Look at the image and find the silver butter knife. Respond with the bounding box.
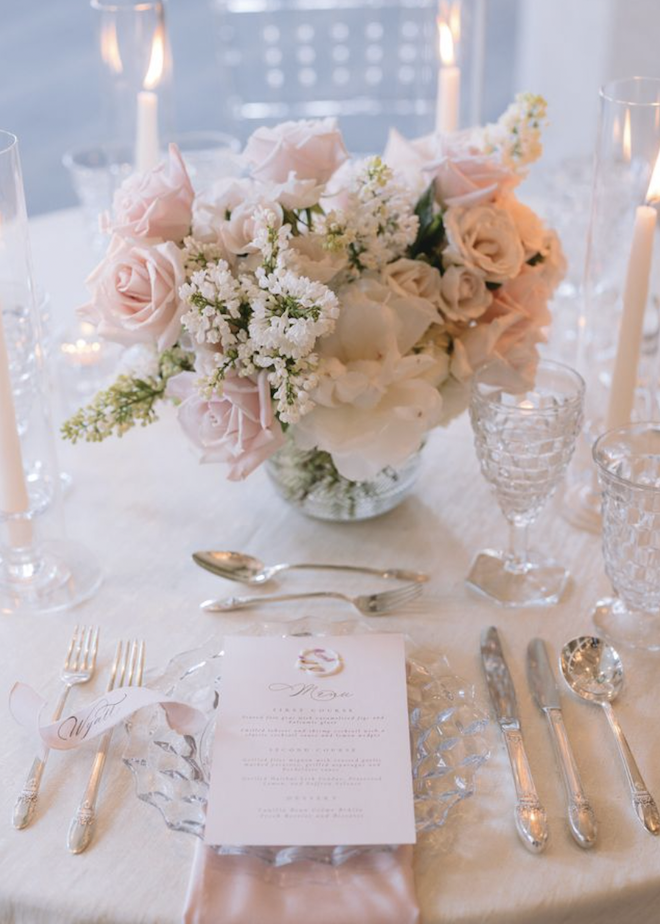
[527,638,597,849]
[481,626,549,854]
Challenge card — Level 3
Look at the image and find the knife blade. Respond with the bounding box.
[481,626,548,854]
[527,638,597,849]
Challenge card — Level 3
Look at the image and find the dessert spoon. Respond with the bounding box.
[560,635,660,835]
[193,550,428,585]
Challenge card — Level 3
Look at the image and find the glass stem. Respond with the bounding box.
[507,521,530,574]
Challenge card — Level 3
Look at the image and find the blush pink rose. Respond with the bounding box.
[243,118,349,188]
[427,148,519,207]
[103,144,194,243]
[81,235,186,351]
[383,129,518,206]
[167,370,284,480]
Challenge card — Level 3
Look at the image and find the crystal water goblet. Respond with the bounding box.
[467,359,585,606]
[592,423,660,650]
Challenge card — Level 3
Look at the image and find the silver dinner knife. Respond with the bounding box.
[527,638,597,849]
[481,626,549,853]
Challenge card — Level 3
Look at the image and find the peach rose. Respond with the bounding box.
[501,197,546,259]
[103,144,194,243]
[438,265,492,322]
[443,205,524,283]
[167,370,284,480]
[450,268,550,383]
[81,235,186,351]
[243,118,349,188]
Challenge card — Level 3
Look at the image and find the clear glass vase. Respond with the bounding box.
[266,437,422,522]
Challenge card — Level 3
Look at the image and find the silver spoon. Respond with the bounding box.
[560,635,660,835]
[192,551,429,585]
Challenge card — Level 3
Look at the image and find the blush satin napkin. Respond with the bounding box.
[182,843,420,924]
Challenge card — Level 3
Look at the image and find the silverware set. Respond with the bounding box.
[12,626,145,855]
[195,549,428,616]
[482,627,659,854]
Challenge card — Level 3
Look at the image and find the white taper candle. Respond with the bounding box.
[436,66,460,135]
[605,204,658,430]
[135,91,160,174]
[0,303,32,547]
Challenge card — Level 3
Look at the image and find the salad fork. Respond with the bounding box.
[13,624,100,830]
[67,638,145,854]
[201,582,423,616]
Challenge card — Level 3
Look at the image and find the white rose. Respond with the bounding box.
[443,205,524,283]
[192,177,254,246]
[382,258,444,311]
[438,265,492,322]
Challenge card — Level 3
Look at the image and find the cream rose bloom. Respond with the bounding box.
[288,233,348,284]
[382,258,443,311]
[443,204,524,283]
[294,278,444,480]
[437,265,492,322]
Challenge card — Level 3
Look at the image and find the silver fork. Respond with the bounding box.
[201,583,423,616]
[67,638,145,854]
[13,625,100,830]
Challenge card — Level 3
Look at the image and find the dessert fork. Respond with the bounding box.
[13,624,100,830]
[201,582,423,616]
[67,638,145,854]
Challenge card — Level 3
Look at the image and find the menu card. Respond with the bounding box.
[204,633,416,847]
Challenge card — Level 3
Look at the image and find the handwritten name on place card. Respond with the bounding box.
[204,634,416,847]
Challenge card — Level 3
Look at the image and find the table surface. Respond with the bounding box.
[1,207,660,924]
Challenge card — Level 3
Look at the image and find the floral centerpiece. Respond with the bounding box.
[64,94,564,520]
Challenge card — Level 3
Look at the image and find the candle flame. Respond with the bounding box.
[622,109,632,163]
[100,20,122,75]
[646,148,660,204]
[143,27,165,90]
[438,20,455,66]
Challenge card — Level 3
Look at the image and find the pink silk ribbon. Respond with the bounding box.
[9,681,206,752]
[182,842,420,924]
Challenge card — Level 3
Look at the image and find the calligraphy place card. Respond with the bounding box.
[204,633,416,847]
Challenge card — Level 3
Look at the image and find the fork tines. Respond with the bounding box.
[66,625,100,675]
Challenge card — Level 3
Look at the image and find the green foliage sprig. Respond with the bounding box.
[61,345,194,444]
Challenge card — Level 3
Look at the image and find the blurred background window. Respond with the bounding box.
[0,0,658,216]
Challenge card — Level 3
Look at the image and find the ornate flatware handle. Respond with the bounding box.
[546,709,597,848]
[12,757,46,830]
[67,730,112,854]
[203,591,346,612]
[603,703,660,835]
[288,564,428,583]
[13,684,71,830]
[502,726,549,853]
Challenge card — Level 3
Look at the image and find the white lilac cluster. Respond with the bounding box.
[480,92,549,170]
[70,105,564,483]
[323,157,419,273]
[180,209,339,423]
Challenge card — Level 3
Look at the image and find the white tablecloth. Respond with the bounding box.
[1,208,659,924]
